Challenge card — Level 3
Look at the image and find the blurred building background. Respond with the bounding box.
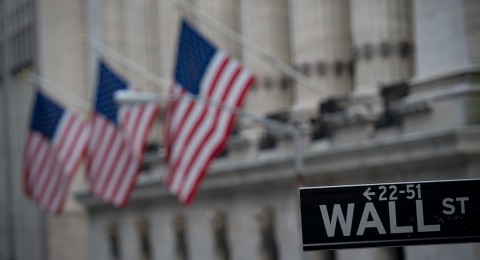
[1,0,480,260]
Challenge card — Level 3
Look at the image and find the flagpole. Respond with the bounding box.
[87,38,305,184]
[172,0,326,98]
[88,38,171,92]
[26,71,92,113]
[115,90,305,181]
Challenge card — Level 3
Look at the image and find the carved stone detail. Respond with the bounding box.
[293,61,352,78]
[351,41,414,61]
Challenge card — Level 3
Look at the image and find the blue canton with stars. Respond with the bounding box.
[175,20,216,96]
[31,90,65,141]
[95,61,128,125]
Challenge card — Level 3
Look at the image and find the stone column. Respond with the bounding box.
[124,0,159,91]
[290,0,352,116]
[326,0,413,144]
[190,0,240,59]
[157,0,180,82]
[241,0,292,116]
[350,0,413,98]
[414,0,480,79]
[103,0,127,75]
[399,1,480,133]
[144,0,161,90]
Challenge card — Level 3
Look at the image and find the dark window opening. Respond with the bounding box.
[375,82,409,129]
[258,112,289,151]
[259,132,277,151]
[311,98,346,141]
[141,141,161,173]
[7,0,36,74]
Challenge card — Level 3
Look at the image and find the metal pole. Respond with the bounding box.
[115,90,296,135]
[88,38,170,92]
[87,40,297,135]
[26,54,306,179]
[292,129,305,187]
[116,90,305,177]
[89,38,306,180]
[172,0,326,98]
[26,72,92,113]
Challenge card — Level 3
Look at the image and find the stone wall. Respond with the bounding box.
[78,1,480,260]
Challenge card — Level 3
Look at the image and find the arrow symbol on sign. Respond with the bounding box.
[363,187,375,201]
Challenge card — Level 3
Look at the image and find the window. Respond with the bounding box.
[6,0,35,74]
[259,112,289,151]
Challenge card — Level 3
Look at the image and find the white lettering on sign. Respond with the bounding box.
[319,200,444,237]
[319,204,354,237]
[416,200,441,232]
[442,198,455,215]
[363,187,375,201]
[442,197,469,215]
[365,184,422,201]
[457,197,469,214]
[389,201,413,234]
[356,202,386,235]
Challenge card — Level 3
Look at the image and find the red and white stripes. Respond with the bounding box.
[24,112,89,214]
[88,104,159,206]
[166,51,255,204]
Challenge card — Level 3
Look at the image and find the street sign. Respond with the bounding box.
[299,179,480,251]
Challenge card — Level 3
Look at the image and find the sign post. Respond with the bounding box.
[299,179,480,251]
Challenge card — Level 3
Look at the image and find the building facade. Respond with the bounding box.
[0,0,46,259]
[0,0,89,259]
[1,0,480,260]
[78,0,480,260]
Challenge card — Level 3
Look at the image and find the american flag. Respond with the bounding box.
[24,90,89,214]
[165,20,255,204]
[88,61,159,206]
